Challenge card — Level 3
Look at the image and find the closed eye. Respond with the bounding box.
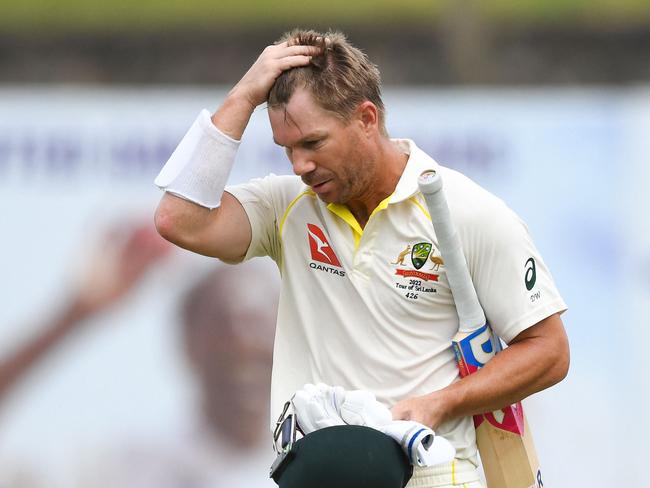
[302,139,323,150]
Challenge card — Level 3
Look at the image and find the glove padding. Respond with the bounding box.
[291,383,456,467]
[340,389,393,427]
[292,383,346,434]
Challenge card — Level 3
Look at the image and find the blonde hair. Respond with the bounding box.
[268,29,386,135]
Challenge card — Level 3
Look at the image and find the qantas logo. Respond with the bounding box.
[307,224,345,277]
[307,223,341,267]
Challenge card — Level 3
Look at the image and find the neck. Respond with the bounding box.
[347,138,407,227]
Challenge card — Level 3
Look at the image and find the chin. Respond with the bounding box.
[316,193,336,204]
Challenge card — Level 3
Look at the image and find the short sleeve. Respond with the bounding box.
[450,179,567,344]
[225,176,282,262]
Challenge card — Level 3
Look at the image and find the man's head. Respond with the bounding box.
[267,29,393,206]
[268,29,386,134]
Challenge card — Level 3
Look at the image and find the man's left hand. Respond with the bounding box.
[391,393,446,430]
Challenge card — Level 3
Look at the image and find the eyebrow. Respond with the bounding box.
[273,132,327,147]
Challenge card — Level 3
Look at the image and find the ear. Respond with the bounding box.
[356,101,379,135]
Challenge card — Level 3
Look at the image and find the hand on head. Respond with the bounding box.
[231,41,323,110]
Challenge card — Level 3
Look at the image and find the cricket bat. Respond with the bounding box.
[417,170,543,488]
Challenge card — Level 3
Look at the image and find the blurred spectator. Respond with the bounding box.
[0,223,279,487]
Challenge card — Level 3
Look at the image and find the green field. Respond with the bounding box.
[2,0,650,33]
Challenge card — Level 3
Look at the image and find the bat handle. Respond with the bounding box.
[418,169,443,196]
[417,169,487,331]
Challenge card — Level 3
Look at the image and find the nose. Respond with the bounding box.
[289,148,317,176]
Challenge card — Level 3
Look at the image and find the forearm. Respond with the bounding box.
[438,314,569,427]
[154,95,253,253]
[392,314,570,429]
[153,95,243,255]
[436,332,568,425]
[210,88,256,141]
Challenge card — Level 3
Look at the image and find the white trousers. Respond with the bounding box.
[406,460,484,488]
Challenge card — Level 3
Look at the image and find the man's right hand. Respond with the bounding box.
[211,41,322,140]
[232,41,322,110]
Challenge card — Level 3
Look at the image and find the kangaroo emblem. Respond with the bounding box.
[429,254,444,271]
[392,245,411,266]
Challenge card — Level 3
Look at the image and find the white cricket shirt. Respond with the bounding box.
[226,139,567,463]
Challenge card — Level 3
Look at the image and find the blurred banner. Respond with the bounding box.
[0,87,647,486]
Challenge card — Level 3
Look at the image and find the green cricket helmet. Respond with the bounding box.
[271,425,413,488]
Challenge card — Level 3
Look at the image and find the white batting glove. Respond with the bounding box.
[293,383,345,434]
[318,383,348,416]
[339,390,393,428]
[291,383,455,467]
[380,421,456,467]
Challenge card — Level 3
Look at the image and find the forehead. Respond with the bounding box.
[268,88,344,145]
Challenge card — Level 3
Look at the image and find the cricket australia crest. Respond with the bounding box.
[391,241,440,285]
[391,241,439,299]
[411,242,432,270]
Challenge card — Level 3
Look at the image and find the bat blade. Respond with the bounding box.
[475,416,542,488]
[418,170,543,488]
[453,326,542,488]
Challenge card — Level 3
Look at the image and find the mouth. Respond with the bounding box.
[310,179,332,193]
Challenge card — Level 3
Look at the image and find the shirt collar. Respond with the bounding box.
[389,139,440,204]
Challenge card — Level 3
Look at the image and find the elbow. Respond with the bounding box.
[528,313,571,388]
[547,334,571,387]
[557,345,571,383]
[154,199,179,244]
[154,193,216,256]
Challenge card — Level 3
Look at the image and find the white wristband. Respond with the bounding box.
[154,109,240,209]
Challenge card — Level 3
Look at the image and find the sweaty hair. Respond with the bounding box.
[267,29,387,135]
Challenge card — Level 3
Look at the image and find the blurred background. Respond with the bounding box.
[1,0,648,486]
